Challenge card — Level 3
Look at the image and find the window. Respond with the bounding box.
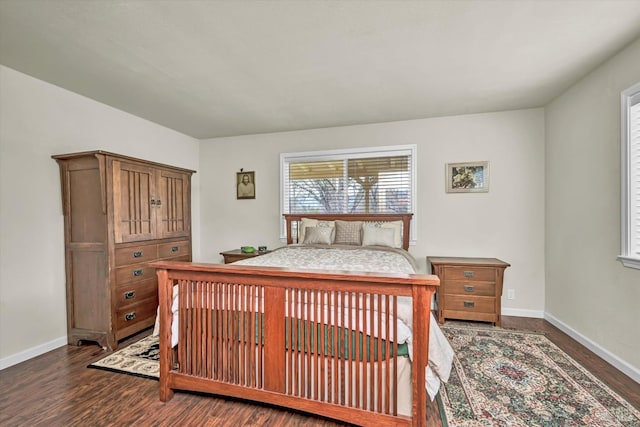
[620,82,640,269]
[280,145,417,241]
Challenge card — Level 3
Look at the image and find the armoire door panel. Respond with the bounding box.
[157,169,190,239]
[113,160,156,243]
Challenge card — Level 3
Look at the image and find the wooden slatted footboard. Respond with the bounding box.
[153,261,439,426]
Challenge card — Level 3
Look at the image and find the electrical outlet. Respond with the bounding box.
[507,289,515,300]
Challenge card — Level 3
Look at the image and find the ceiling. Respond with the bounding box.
[1,1,640,139]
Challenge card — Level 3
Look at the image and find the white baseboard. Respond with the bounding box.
[544,312,640,384]
[502,307,545,318]
[0,336,67,370]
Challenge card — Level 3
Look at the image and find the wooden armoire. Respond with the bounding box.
[53,151,195,350]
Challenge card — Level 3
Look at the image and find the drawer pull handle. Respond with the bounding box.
[156,199,162,207]
[463,301,475,308]
[464,285,474,292]
[133,269,143,276]
[171,246,179,252]
[133,251,143,258]
[124,290,136,299]
[463,271,474,278]
[124,312,136,321]
[150,198,155,206]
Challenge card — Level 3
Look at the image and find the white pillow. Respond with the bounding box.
[362,226,396,248]
[362,220,403,248]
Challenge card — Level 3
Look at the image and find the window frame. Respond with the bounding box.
[619,82,640,269]
[280,144,417,243]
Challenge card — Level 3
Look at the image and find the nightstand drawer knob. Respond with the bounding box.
[133,269,143,277]
[464,285,474,292]
[463,271,474,278]
[124,311,136,321]
[133,251,143,258]
[171,246,179,252]
[463,301,475,308]
[124,290,136,299]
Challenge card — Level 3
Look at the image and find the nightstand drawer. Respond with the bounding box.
[444,266,496,282]
[223,254,246,264]
[220,249,272,264]
[443,280,496,296]
[445,295,495,314]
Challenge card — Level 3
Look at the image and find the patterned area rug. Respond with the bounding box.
[439,325,640,426]
[88,335,159,380]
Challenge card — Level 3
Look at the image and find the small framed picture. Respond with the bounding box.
[236,171,256,199]
[446,161,489,193]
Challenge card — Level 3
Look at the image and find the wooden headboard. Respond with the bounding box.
[284,213,413,251]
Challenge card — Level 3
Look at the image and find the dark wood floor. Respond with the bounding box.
[1,316,638,426]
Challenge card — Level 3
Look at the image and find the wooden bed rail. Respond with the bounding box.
[153,261,439,426]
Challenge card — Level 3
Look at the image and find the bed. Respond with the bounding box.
[152,213,452,426]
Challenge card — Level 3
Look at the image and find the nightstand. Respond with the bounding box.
[427,256,510,327]
[220,249,271,264]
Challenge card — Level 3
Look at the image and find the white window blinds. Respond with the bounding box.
[620,82,640,269]
[280,145,417,237]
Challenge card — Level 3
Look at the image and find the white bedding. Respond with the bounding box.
[154,244,453,401]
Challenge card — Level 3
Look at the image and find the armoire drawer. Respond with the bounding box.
[116,297,158,331]
[115,263,157,285]
[443,266,496,282]
[443,280,496,297]
[115,244,158,266]
[115,278,158,308]
[158,240,190,259]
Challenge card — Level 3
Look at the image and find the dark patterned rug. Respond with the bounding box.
[88,335,159,380]
[439,325,640,426]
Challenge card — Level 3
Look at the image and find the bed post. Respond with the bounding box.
[157,268,174,402]
[411,283,433,426]
[285,216,294,245]
[263,286,286,393]
[401,215,411,251]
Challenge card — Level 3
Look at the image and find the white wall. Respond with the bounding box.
[199,108,545,317]
[0,65,200,366]
[545,38,640,375]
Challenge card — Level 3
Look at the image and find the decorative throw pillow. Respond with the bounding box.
[361,226,396,248]
[334,220,363,245]
[297,218,317,243]
[298,218,334,243]
[362,220,403,248]
[303,226,333,245]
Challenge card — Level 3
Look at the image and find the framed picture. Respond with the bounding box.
[236,171,255,199]
[446,161,489,193]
